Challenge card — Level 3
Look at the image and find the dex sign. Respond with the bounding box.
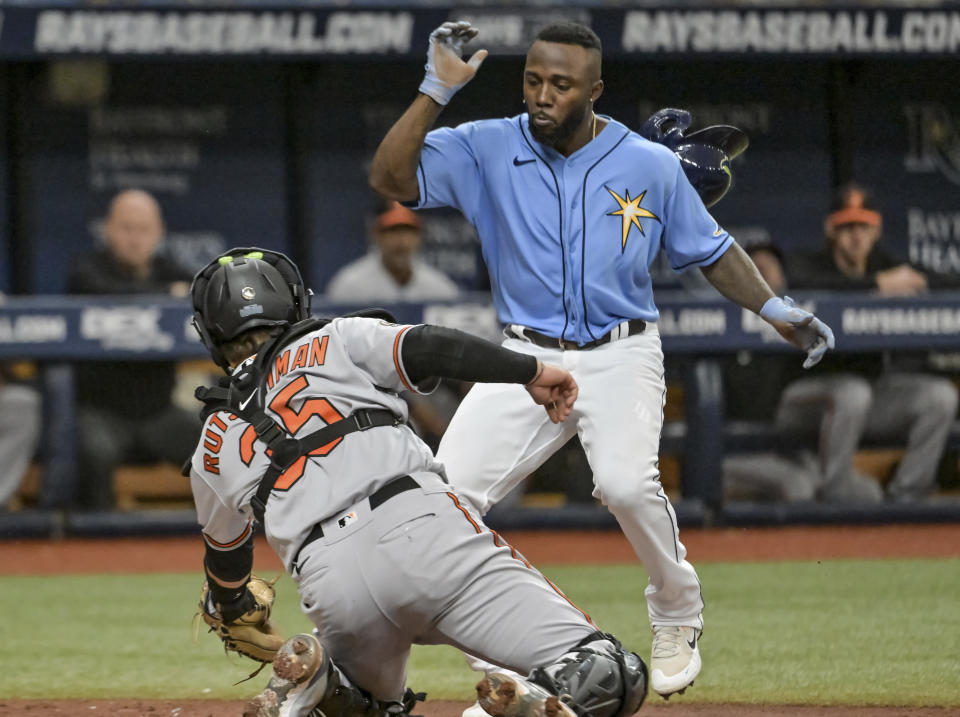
[80,306,174,351]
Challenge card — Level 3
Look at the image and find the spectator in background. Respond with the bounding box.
[722,239,892,502]
[326,199,463,451]
[788,181,958,293]
[67,189,200,509]
[786,182,959,502]
[325,199,460,303]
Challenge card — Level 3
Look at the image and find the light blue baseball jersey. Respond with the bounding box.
[410,113,734,345]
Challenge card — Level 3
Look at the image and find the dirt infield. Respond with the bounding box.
[0,700,956,717]
[3,523,958,716]
[4,523,960,575]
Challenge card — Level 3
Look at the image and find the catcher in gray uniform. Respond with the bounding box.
[188,247,648,717]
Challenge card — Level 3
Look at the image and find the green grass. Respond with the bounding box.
[3,558,959,705]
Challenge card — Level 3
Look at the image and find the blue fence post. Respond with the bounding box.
[682,359,725,513]
[39,363,76,509]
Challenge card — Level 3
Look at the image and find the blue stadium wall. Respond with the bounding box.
[0,4,957,295]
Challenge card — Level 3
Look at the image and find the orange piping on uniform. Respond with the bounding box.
[446,491,483,533]
[393,326,416,392]
[202,521,252,549]
[444,493,594,625]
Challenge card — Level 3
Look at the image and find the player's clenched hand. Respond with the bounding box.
[760,296,836,369]
[419,21,488,106]
[525,360,578,423]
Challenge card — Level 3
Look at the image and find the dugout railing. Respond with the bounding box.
[2,291,960,538]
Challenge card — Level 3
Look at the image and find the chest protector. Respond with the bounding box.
[191,314,402,525]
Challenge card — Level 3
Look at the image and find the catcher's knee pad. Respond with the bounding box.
[530,632,648,717]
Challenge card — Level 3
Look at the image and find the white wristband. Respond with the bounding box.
[418,76,456,107]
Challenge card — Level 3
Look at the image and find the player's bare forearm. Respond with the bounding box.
[700,242,776,314]
[369,94,444,201]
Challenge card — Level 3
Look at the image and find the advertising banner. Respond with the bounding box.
[0,6,956,59]
[849,62,960,279]
[2,292,960,359]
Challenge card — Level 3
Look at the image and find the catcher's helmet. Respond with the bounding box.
[190,247,311,371]
[639,108,749,207]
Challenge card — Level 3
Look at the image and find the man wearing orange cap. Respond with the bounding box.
[326,200,460,303]
[788,183,959,502]
[790,183,941,294]
[326,200,463,451]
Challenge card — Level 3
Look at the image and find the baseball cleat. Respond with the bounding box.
[661,681,693,701]
[464,672,576,717]
[650,625,701,699]
[243,633,331,717]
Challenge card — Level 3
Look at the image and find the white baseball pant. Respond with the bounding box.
[438,326,704,630]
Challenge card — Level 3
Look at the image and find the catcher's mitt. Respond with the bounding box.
[198,574,285,664]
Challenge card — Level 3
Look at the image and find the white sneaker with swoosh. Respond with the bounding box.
[650,625,701,698]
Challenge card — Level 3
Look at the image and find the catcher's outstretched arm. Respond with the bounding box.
[401,324,578,422]
[401,324,538,385]
[204,531,255,620]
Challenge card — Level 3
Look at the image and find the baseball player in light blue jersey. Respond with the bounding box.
[370,20,834,705]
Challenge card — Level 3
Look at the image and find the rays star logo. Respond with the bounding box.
[605,187,661,252]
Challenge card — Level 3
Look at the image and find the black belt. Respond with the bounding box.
[509,319,647,350]
[291,474,420,571]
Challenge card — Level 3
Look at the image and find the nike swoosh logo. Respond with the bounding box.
[239,388,259,411]
[513,156,536,166]
[687,634,698,649]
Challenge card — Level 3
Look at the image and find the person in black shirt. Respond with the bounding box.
[67,189,200,509]
[786,183,959,502]
[721,240,872,502]
[788,183,959,294]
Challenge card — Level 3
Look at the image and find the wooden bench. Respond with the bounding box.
[14,462,192,510]
[659,418,960,487]
[113,464,193,510]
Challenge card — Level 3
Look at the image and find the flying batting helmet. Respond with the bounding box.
[639,108,749,208]
[190,247,312,371]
